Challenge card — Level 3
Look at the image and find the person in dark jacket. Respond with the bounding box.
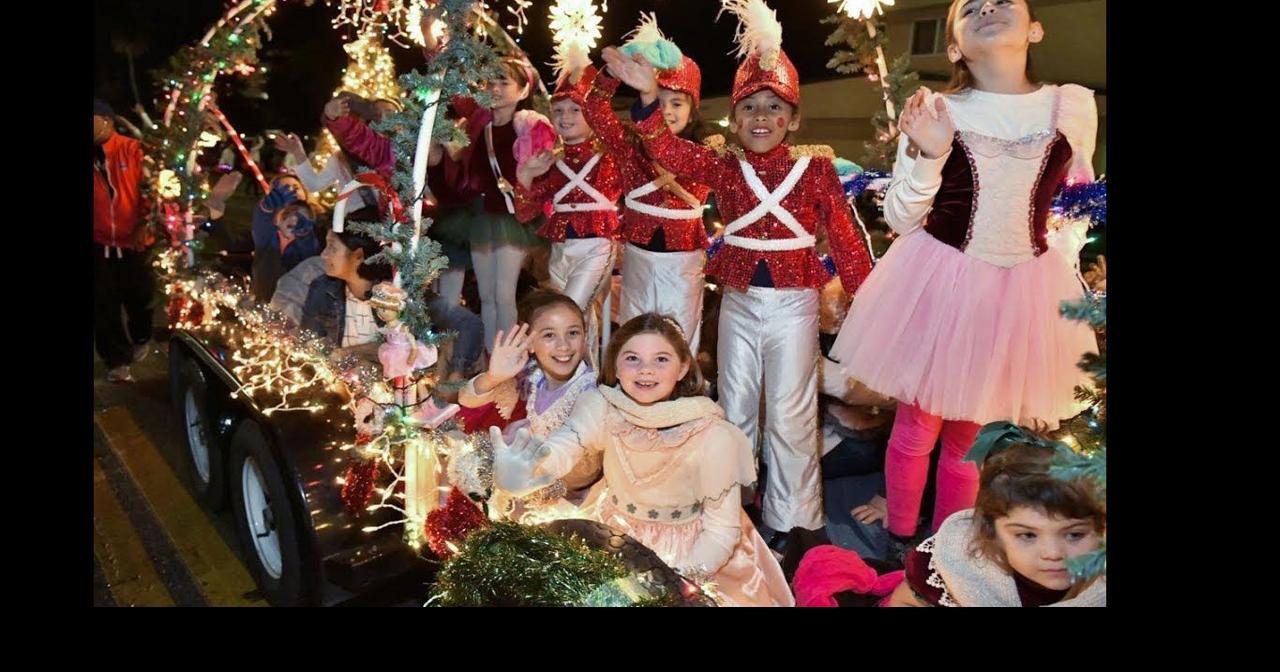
[203,173,321,302]
[279,209,484,375]
[300,223,393,348]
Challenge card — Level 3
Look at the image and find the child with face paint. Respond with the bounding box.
[613,0,875,541]
[489,313,794,606]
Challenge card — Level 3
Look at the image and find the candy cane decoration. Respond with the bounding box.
[201,0,263,46]
[404,88,443,540]
[230,0,276,40]
[330,178,366,234]
[165,0,277,127]
[163,87,183,128]
[334,87,443,290]
[207,104,270,193]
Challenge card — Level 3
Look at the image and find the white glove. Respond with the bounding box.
[490,426,556,498]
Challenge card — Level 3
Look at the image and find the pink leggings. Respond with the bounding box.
[885,402,982,537]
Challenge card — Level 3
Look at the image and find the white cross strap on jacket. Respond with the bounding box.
[624,174,703,221]
[485,123,517,215]
[722,156,816,252]
[552,153,616,213]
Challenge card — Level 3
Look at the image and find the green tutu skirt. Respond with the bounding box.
[432,196,542,252]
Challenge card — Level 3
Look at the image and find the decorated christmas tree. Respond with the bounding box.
[823,1,919,170]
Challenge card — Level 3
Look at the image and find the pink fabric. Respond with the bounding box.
[793,545,905,607]
[932,420,982,533]
[412,396,460,429]
[512,110,556,170]
[596,501,794,607]
[830,230,1097,429]
[377,329,438,379]
[884,401,982,537]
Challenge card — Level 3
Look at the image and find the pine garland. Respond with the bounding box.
[428,522,630,607]
[355,0,506,346]
[148,10,269,210]
[822,13,919,169]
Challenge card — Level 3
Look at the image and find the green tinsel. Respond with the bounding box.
[428,522,630,607]
[147,14,268,208]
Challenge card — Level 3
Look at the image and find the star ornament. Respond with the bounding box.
[549,0,603,52]
[831,0,895,20]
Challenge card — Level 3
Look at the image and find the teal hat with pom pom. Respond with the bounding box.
[619,13,702,107]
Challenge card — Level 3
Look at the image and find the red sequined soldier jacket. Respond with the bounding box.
[514,140,623,242]
[636,111,874,293]
[583,74,712,251]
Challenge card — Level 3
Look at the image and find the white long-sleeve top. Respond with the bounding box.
[882,84,1098,267]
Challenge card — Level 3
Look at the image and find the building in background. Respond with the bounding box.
[698,0,1106,174]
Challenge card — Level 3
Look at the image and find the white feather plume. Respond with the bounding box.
[624,11,666,45]
[549,0,603,83]
[719,0,783,66]
[553,41,592,83]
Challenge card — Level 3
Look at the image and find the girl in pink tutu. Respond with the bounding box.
[828,0,1099,554]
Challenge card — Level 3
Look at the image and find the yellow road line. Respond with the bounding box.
[93,459,176,607]
[95,406,266,607]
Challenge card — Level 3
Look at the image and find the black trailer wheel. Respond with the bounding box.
[228,421,317,606]
[175,353,227,510]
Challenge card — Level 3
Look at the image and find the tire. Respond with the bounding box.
[228,421,317,606]
[177,355,227,510]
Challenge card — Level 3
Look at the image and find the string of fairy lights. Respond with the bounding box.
[148,0,1103,585]
[329,1,534,47]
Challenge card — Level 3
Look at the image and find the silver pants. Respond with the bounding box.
[617,243,706,352]
[718,286,823,531]
[549,238,617,368]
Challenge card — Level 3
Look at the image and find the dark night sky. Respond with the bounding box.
[94,1,847,139]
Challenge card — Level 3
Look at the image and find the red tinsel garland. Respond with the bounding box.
[424,487,490,559]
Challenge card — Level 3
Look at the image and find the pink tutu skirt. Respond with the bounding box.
[829,230,1097,429]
